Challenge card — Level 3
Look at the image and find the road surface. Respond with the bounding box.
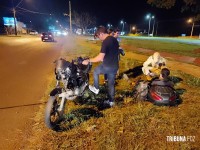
[0,35,70,149]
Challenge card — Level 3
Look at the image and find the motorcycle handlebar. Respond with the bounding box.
[73,57,92,73]
[73,57,89,64]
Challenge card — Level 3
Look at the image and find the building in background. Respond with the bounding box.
[2,17,27,34]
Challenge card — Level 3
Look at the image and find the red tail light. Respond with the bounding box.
[169,95,176,101]
[151,92,163,101]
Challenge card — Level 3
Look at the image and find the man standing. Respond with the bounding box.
[82,26,119,107]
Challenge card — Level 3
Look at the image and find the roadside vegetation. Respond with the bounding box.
[122,38,200,57]
[27,36,200,149]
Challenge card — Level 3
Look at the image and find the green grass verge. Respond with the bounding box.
[122,38,200,57]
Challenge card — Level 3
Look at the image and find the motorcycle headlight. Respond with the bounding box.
[65,67,71,76]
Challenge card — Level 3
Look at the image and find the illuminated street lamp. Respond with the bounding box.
[107,24,112,29]
[152,17,156,36]
[132,26,137,33]
[146,14,154,36]
[188,18,195,38]
[30,20,32,28]
[120,20,125,35]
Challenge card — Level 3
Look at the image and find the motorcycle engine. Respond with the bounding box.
[55,57,89,97]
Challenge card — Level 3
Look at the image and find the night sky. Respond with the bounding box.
[0,0,197,35]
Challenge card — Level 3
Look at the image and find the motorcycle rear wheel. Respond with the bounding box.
[45,95,65,130]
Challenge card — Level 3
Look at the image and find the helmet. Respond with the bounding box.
[153,52,161,62]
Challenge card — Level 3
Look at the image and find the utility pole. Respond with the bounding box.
[187,18,195,38]
[64,1,72,34]
[13,8,17,35]
[155,22,158,36]
[148,17,151,36]
[190,22,194,38]
[69,1,72,33]
[152,19,155,36]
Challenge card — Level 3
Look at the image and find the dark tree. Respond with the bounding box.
[72,11,96,34]
[147,0,200,21]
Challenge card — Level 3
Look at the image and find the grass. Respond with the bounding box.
[27,36,200,150]
[121,38,200,57]
[177,71,200,87]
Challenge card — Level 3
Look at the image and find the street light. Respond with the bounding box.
[107,24,111,29]
[188,18,195,38]
[120,20,125,35]
[30,21,32,28]
[132,26,136,34]
[146,14,154,36]
[152,17,156,36]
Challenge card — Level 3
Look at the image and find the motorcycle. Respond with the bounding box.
[133,78,178,106]
[147,84,178,106]
[45,57,92,130]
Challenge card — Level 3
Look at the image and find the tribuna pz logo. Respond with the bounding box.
[166,136,195,142]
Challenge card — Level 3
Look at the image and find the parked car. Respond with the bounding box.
[41,32,54,42]
[29,30,38,35]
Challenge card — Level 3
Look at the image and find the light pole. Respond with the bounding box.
[12,0,26,35]
[107,24,111,29]
[152,17,155,36]
[146,14,154,36]
[63,1,72,34]
[13,8,17,35]
[120,20,125,35]
[188,18,195,38]
[69,1,72,33]
[155,21,159,36]
[30,21,32,28]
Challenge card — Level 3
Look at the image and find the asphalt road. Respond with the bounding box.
[0,35,68,149]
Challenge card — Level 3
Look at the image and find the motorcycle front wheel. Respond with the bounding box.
[45,95,65,130]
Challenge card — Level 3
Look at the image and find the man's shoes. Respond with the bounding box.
[89,85,99,94]
[103,100,115,107]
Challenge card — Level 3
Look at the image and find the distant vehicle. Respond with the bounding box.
[41,32,54,42]
[29,30,38,35]
[53,30,68,36]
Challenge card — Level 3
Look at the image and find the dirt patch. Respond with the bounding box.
[193,48,200,54]
[194,58,200,66]
[135,48,200,66]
